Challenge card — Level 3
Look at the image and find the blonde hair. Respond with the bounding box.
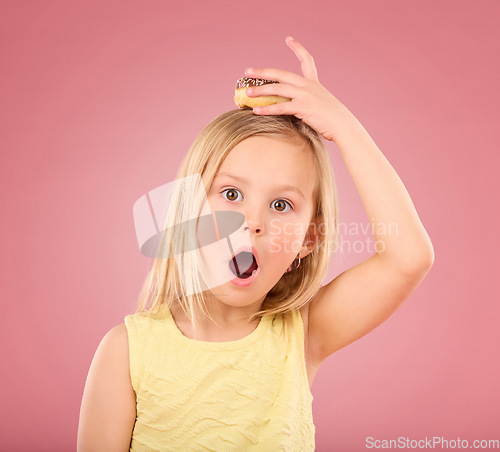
[133,108,339,336]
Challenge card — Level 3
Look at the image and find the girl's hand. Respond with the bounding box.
[244,36,360,143]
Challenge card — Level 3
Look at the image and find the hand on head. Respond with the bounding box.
[240,36,359,143]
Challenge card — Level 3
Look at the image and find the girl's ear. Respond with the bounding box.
[300,217,322,258]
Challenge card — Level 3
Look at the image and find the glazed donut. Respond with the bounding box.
[234,77,291,108]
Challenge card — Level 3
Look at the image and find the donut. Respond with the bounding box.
[234,77,291,108]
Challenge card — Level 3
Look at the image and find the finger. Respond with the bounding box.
[245,67,305,87]
[245,82,300,100]
[285,36,318,81]
[252,101,298,117]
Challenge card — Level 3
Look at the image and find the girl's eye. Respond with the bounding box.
[221,188,293,212]
[221,188,242,202]
[271,199,293,213]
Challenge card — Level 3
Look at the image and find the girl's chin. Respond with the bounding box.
[207,282,266,300]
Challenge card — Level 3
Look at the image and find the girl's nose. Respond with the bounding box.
[243,212,265,234]
[244,224,262,234]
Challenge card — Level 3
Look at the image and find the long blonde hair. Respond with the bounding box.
[132,108,339,335]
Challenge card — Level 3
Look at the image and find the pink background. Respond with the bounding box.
[1,1,499,450]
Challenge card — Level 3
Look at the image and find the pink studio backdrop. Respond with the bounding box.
[1,1,499,450]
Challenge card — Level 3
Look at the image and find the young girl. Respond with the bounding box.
[77,36,434,451]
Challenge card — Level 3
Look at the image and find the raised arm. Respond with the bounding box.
[244,36,434,364]
[306,119,434,362]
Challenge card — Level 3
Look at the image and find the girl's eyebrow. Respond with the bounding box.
[214,172,305,199]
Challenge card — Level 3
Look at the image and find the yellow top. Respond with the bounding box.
[124,306,315,451]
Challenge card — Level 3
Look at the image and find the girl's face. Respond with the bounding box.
[200,134,318,307]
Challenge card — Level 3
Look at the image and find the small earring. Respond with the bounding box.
[286,253,301,273]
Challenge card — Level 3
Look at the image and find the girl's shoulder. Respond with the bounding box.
[102,322,128,346]
[86,322,134,395]
[124,311,166,335]
[101,323,130,360]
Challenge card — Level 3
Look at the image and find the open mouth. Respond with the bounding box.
[229,251,259,280]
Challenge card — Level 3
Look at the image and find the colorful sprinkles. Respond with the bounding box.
[235,77,279,89]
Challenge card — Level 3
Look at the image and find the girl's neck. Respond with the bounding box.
[169,301,264,342]
[170,297,264,333]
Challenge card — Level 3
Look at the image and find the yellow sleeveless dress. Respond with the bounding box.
[124,306,315,451]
